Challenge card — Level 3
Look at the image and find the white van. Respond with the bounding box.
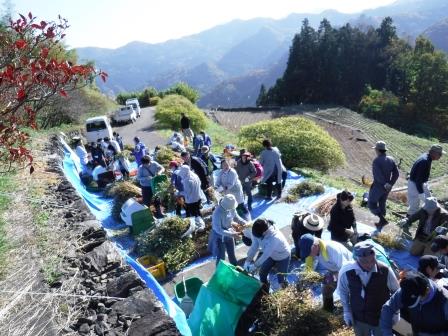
[85,116,113,143]
[111,106,137,125]
[125,98,141,117]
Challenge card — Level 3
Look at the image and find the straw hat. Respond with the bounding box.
[303,214,324,231]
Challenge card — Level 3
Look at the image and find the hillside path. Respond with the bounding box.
[113,106,166,149]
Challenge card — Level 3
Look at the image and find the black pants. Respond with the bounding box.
[185,200,201,217]
[266,173,282,198]
[141,186,153,207]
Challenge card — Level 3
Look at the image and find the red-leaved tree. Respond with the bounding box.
[0,12,107,173]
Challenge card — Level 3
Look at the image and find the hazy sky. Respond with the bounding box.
[11,0,396,49]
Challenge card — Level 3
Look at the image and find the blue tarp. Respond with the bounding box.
[60,138,419,335]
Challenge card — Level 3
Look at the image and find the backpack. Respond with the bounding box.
[192,156,209,176]
[252,159,263,179]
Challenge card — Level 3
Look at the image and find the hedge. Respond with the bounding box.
[154,94,207,132]
[238,117,345,171]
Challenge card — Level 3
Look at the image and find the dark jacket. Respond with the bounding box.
[347,262,391,326]
[291,212,322,258]
[410,153,432,194]
[370,154,399,202]
[190,156,209,190]
[235,159,257,190]
[200,153,218,175]
[407,207,448,241]
[328,202,356,243]
[181,116,190,129]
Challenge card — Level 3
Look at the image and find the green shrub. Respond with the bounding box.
[239,117,345,171]
[359,86,401,126]
[149,96,161,106]
[155,94,207,132]
[162,82,200,104]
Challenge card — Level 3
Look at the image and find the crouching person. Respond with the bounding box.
[299,233,352,311]
[244,219,291,289]
[337,242,399,336]
[380,271,448,336]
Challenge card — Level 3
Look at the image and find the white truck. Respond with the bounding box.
[111,106,137,125]
[125,98,141,117]
[85,116,113,143]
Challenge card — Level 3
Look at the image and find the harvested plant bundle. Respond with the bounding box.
[154,179,176,211]
[373,232,405,250]
[286,181,325,203]
[135,216,197,273]
[315,196,337,217]
[155,146,178,168]
[257,286,346,336]
[297,270,325,291]
[116,149,135,162]
[105,181,142,221]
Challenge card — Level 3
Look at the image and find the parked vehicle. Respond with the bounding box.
[111,106,137,125]
[126,98,141,117]
[85,116,113,143]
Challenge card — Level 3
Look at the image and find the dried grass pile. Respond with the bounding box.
[296,270,325,291]
[104,181,142,221]
[388,190,407,204]
[315,196,337,216]
[135,216,197,273]
[373,232,405,250]
[256,286,348,336]
[285,181,325,203]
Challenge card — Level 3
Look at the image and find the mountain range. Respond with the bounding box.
[76,0,448,108]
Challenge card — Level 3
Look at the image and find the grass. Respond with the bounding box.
[0,174,17,278]
[312,108,448,177]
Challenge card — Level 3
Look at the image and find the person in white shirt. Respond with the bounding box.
[337,241,399,335]
[244,218,291,289]
[300,233,353,311]
[73,137,89,172]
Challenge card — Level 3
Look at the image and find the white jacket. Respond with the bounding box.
[216,168,245,204]
[247,226,291,267]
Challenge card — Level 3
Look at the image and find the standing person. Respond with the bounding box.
[216,159,250,220]
[299,233,353,311]
[244,218,291,289]
[235,152,257,211]
[337,242,399,336]
[209,194,246,266]
[180,112,194,145]
[113,131,124,150]
[291,212,324,259]
[131,137,147,166]
[328,191,358,250]
[73,137,90,173]
[380,271,448,336]
[178,165,203,221]
[200,131,212,147]
[136,155,164,206]
[259,139,287,200]
[368,141,399,230]
[399,197,448,256]
[408,145,445,216]
[199,145,218,187]
[181,151,210,201]
[169,161,185,217]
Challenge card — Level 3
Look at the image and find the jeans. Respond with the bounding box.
[368,186,388,219]
[353,320,382,336]
[215,234,237,266]
[242,183,253,210]
[259,256,290,285]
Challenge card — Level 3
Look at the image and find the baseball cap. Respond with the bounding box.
[299,233,315,260]
[372,141,387,151]
[418,255,444,273]
[400,271,429,307]
[353,241,375,258]
[431,235,448,253]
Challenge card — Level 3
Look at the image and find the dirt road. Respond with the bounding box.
[112,106,166,149]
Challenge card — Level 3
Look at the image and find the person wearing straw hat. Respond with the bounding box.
[244,218,291,289]
[337,241,399,335]
[209,194,247,266]
[399,197,448,256]
[291,212,324,259]
[407,144,445,216]
[380,270,448,336]
[328,191,358,250]
[368,141,399,230]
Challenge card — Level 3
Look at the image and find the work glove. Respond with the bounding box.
[243,260,252,272]
[244,177,250,183]
[343,311,353,327]
[435,226,448,236]
[384,183,392,192]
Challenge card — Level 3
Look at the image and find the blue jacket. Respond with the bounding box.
[410,153,432,194]
[171,169,184,192]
